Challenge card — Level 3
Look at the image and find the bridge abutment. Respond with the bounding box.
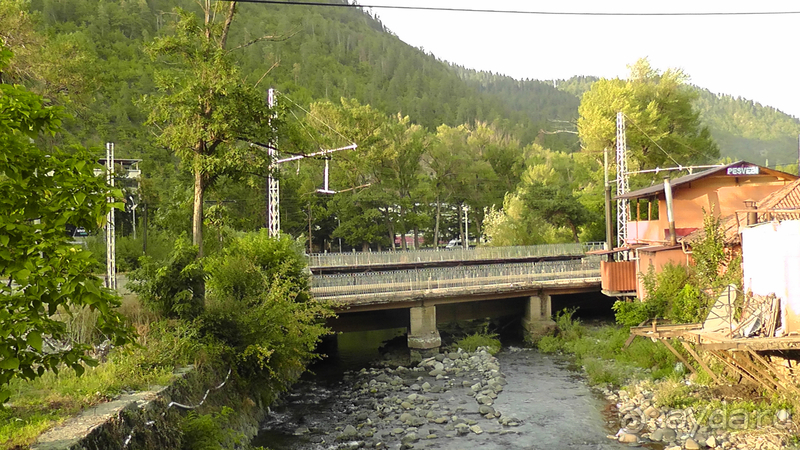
[407,305,441,352]
[522,293,556,341]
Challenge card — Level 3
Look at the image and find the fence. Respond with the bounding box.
[308,242,606,268]
[310,258,601,299]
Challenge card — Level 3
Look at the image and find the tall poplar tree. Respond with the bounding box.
[144,1,272,257]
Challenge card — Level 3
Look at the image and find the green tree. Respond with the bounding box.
[578,58,719,174]
[144,2,272,257]
[0,45,131,403]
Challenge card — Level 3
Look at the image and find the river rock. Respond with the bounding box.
[707,435,717,447]
[401,432,419,444]
[479,405,495,416]
[618,433,638,443]
[684,437,700,449]
[455,423,470,436]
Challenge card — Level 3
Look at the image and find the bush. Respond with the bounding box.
[536,335,563,354]
[181,407,244,450]
[454,332,501,355]
[116,229,176,272]
[128,236,205,320]
[203,232,332,398]
[206,230,311,303]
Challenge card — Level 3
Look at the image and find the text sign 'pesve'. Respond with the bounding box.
[727,166,759,176]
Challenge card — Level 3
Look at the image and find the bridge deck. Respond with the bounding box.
[311,259,601,310]
[309,242,605,273]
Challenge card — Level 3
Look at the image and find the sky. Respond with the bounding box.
[359,0,800,118]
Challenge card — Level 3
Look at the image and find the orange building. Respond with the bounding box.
[601,161,797,299]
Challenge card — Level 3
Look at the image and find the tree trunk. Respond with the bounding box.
[569,221,580,243]
[362,242,369,252]
[434,195,441,249]
[385,210,396,251]
[457,203,464,246]
[412,203,420,249]
[399,206,408,250]
[192,167,204,257]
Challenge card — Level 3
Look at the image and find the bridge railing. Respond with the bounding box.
[308,242,606,268]
[310,258,601,299]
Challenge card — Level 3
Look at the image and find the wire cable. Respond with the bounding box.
[234,0,800,17]
[622,112,683,168]
[276,90,354,145]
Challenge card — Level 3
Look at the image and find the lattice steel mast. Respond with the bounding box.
[616,112,629,248]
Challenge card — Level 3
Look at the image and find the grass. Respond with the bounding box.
[0,319,203,449]
[536,308,681,387]
[539,309,800,435]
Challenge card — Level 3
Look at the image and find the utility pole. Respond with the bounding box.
[262,88,357,238]
[267,88,280,237]
[463,204,469,249]
[615,112,629,249]
[105,143,116,290]
[604,147,613,255]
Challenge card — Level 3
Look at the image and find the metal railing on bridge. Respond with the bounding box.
[310,258,601,299]
[308,242,606,268]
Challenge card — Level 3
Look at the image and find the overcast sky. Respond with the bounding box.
[360,0,800,118]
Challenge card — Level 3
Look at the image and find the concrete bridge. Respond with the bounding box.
[309,244,604,353]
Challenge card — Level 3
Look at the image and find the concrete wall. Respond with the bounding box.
[742,220,800,333]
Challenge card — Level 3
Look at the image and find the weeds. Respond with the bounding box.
[0,321,200,449]
[535,308,680,388]
[453,332,501,355]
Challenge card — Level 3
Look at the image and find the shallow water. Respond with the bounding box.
[252,332,631,450]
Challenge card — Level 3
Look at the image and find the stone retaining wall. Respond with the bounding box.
[32,366,265,450]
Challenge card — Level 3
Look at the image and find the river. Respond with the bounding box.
[252,329,631,450]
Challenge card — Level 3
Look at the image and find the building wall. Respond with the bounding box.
[635,247,691,299]
[627,174,791,245]
[741,220,800,334]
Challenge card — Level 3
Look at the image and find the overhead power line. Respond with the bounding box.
[234,1,800,17]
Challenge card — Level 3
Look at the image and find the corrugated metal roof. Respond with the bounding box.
[682,177,800,245]
[615,161,796,200]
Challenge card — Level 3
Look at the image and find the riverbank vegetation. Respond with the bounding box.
[537,216,799,442]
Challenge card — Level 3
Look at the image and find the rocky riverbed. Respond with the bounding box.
[603,379,797,450]
[254,346,628,449]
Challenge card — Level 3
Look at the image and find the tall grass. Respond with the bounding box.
[536,308,679,387]
[0,320,204,449]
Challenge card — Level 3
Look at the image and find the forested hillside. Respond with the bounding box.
[5,0,800,253]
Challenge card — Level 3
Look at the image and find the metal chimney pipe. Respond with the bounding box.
[663,176,677,246]
[744,200,758,226]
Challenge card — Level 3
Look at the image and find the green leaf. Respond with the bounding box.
[0,357,20,370]
[73,364,84,377]
[15,268,30,282]
[0,389,10,404]
[27,331,42,352]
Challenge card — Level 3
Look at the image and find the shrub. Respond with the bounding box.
[536,335,563,354]
[181,407,245,450]
[206,230,311,303]
[203,232,332,398]
[454,332,501,355]
[128,236,205,320]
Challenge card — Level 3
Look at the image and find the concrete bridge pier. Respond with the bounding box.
[407,305,441,355]
[523,293,556,341]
